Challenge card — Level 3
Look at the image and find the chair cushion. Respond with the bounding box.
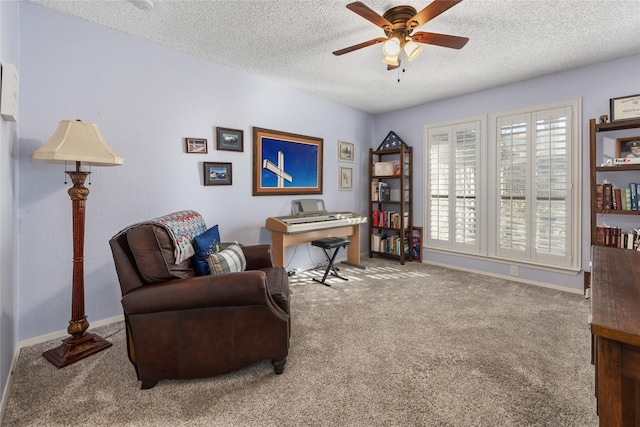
[126,225,194,283]
[207,244,246,274]
[191,225,221,276]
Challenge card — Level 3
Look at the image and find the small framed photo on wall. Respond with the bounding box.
[339,166,353,191]
[216,127,244,152]
[185,138,208,154]
[338,140,355,162]
[203,162,232,186]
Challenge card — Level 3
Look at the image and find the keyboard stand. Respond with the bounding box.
[311,237,351,286]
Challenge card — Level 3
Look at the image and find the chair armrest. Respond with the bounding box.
[122,270,275,315]
[242,244,274,270]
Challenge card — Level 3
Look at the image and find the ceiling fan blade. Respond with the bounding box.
[333,37,386,56]
[407,0,464,30]
[411,31,469,49]
[346,2,393,30]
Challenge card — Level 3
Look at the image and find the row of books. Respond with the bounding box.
[371,233,410,255]
[595,225,640,250]
[371,182,390,201]
[596,183,640,211]
[371,210,408,229]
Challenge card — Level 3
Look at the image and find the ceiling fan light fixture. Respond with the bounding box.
[382,55,400,66]
[382,37,401,57]
[404,40,423,61]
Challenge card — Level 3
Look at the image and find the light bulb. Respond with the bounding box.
[382,37,401,57]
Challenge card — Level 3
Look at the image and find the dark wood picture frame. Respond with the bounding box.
[216,127,244,152]
[252,127,323,196]
[616,136,640,158]
[185,137,207,154]
[412,226,423,262]
[203,162,232,186]
[610,94,640,122]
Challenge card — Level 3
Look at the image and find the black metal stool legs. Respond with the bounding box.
[311,237,351,286]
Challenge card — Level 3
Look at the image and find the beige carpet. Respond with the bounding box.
[2,258,597,426]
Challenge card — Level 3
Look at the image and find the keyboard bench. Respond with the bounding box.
[311,237,351,286]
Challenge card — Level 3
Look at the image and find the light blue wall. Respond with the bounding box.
[16,2,373,341]
[374,54,640,290]
[0,0,20,409]
[10,1,640,349]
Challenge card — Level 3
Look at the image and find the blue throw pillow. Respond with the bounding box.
[191,225,220,276]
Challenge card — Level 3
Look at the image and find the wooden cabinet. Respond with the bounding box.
[590,246,640,426]
[368,145,413,264]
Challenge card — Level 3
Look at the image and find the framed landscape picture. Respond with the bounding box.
[185,137,207,154]
[203,162,232,186]
[216,127,244,152]
[252,127,323,196]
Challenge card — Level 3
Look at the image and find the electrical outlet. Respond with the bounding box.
[510,265,519,276]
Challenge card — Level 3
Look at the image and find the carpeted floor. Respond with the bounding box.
[2,258,598,426]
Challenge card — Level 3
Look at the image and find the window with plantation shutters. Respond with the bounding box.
[493,104,577,268]
[425,118,483,254]
[424,99,581,271]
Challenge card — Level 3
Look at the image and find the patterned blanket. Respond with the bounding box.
[114,210,207,264]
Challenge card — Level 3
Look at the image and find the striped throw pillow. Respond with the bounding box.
[206,244,246,274]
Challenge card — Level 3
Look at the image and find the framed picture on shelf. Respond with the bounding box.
[203,162,232,186]
[412,226,423,262]
[252,127,323,196]
[185,137,207,154]
[338,140,355,162]
[216,127,244,152]
[610,94,640,122]
[338,166,353,191]
[616,136,640,159]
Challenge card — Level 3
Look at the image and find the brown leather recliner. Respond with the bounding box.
[109,224,290,389]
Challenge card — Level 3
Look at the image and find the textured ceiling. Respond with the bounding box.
[26,0,640,115]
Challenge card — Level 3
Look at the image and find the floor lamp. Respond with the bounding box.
[31,120,123,368]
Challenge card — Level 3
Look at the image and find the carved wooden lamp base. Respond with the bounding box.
[43,332,112,369]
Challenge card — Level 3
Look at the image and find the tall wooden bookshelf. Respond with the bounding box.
[587,116,640,291]
[368,143,413,264]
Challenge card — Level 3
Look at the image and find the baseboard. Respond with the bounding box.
[421,260,583,295]
[16,314,124,349]
[0,343,21,424]
[0,314,124,422]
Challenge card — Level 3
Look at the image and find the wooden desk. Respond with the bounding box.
[591,246,640,426]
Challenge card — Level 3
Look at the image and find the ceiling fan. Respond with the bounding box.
[333,1,469,70]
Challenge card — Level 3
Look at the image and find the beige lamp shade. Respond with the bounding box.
[31,120,123,166]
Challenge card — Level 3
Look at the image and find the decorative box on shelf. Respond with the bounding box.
[374,162,394,176]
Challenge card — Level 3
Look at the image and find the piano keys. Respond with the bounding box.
[265,211,367,268]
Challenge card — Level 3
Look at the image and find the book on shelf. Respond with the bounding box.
[596,225,640,250]
[614,188,622,210]
[596,184,603,210]
[596,182,640,211]
[603,183,613,210]
[371,182,390,201]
